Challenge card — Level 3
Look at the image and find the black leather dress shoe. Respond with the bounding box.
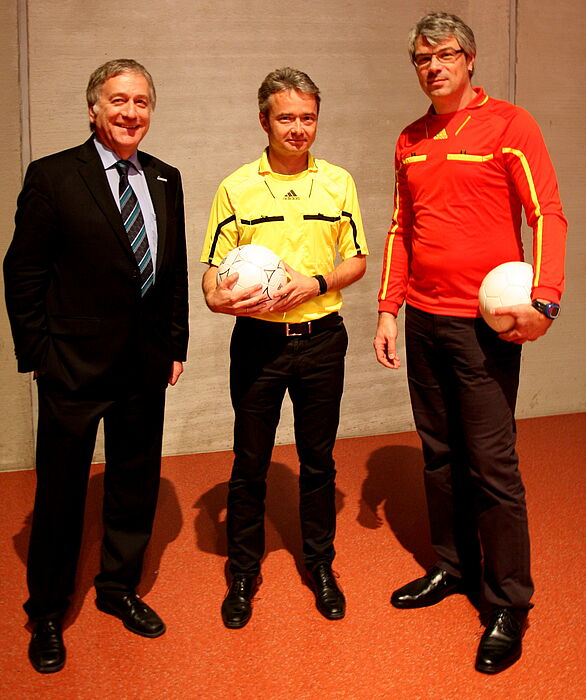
[307,563,346,620]
[221,574,258,629]
[28,619,66,673]
[391,566,462,608]
[475,607,527,674]
[95,592,166,638]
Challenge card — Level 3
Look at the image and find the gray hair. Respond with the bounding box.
[86,59,156,130]
[408,12,476,75]
[258,67,321,115]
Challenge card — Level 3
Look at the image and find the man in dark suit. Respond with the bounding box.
[4,59,188,674]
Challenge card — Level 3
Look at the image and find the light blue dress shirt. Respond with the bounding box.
[94,137,158,273]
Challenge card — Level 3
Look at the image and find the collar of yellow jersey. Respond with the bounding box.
[258,148,318,176]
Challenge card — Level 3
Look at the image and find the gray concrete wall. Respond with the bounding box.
[515,1,585,415]
[1,0,583,470]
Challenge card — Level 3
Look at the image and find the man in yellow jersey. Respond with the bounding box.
[201,67,367,628]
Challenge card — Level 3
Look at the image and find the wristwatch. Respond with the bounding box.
[313,274,328,296]
[532,299,561,319]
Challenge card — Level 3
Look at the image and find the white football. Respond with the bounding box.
[216,244,287,300]
[478,261,533,332]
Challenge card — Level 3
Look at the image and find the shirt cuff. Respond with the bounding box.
[378,300,401,316]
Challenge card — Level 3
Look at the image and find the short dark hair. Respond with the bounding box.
[258,67,320,115]
[86,59,156,131]
[409,12,476,76]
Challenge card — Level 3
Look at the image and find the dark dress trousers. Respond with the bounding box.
[3,138,189,620]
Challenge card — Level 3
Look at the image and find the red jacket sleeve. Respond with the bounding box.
[501,107,567,303]
[377,142,412,315]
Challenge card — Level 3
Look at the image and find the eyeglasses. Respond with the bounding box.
[413,48,465,69]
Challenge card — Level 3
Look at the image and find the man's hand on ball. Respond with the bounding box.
[495,303,552,343]
[269,263,319,312]
[206,272,269,315]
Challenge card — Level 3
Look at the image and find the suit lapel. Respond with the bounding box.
[76,139,137,265]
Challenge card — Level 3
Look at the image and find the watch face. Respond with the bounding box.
[533,299,561,319]
[548,304,561,319]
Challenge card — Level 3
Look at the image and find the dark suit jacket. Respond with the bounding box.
[4,138,189,396]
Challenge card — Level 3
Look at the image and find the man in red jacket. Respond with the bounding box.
[374,12,566,674]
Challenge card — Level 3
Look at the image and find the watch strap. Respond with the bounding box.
[532,299,561,319]
[313,274,328,296]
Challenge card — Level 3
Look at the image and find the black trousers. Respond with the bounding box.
[24,381,166,621]
[405,305,533,610]
[227,316,348,575]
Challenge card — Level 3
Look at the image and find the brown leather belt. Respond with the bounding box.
[237,312,341,337]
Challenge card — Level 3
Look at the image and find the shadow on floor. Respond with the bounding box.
[13,471,182,626]
[358,444,435,570]
[193,459,345,582]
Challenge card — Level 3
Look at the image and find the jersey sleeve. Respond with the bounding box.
[336,172,369,260]
[377,141,413,315]
[501,108,567,303]
[199,182,240,266]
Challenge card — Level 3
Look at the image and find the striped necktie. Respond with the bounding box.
[115,160,154,295]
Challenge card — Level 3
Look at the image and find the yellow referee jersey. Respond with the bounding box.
[201,149,368,324]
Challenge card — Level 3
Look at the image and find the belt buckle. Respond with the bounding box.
[285,321,311,337]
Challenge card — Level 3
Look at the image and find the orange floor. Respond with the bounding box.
[0,413,584,699]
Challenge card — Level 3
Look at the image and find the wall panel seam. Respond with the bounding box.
[17,0,30,172]
[17,0,36,463]
[509,0,518,103]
